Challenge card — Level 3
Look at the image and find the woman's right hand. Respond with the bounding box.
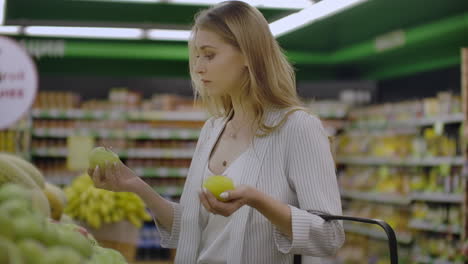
[88,161,142,193]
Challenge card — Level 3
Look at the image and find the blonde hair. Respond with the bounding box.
[188,1,306,137]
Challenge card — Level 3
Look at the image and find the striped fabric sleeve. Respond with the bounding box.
[155,201,182,248]
[274,111,345,256]
[273,206,344,256]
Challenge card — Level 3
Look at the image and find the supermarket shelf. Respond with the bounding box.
[31,147,195,159]
[414,255,463,264]
[45,175,77,185]
[410,192,464,204]
[341,190,411,205]
[342,190,463,204]
[408,219,461,235]
[134,167,188,178]
[32,108,209,121]
[349,113,464,130]
[336,156,464,166]
[153,186,184,197]
[344,223,413,245]
[32,127,200,140]
[127,110,208,121]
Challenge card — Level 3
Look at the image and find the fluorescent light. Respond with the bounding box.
[147,29,191,41]
[0,0,5,25]
[270,0,369,37]
[24,26,144,39]
[0,26,20,34]
[73,0,312,9]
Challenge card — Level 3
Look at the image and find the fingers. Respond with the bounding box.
[199,191,213,213]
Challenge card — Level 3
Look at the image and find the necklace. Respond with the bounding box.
[222,120,244,167]
[227,120,244,139]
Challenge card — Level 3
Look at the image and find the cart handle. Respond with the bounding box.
[294,214,398,264]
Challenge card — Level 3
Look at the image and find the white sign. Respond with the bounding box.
[0,36,38,129]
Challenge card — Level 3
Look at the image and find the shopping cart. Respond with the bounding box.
[294,214,398,264]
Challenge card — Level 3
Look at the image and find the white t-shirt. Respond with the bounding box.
[197,152,248,264]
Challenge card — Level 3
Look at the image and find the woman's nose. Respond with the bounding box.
[195,61,206,74]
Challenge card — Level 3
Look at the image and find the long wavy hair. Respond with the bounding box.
[188,1,307,137]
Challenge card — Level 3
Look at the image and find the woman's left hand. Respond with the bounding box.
[199,184,257,217]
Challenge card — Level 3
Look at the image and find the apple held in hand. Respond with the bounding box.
[88,147,121,169]
[203,175,235,201]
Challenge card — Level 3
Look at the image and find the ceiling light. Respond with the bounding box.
[147,29,191,41]
[0,0,5,25]
[24,26,144,39]
[270,0,369,37]
[0,26,20,34]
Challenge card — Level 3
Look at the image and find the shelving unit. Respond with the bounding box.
[336,92,465,263]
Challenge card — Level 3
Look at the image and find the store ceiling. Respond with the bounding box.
[5,0,468,80]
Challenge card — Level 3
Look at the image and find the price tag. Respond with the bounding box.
[66,135,94,171]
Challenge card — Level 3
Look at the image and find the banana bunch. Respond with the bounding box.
[64,173,152,229]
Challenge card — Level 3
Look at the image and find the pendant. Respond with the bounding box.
[222,160,227,166]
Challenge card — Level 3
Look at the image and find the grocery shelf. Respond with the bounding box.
[341,190,463,204]
[336,156,464,166]
[126,110,208,121]
[349,113,463,130]
[32,108,209,121]
[32,127,200,140]
[134,167,188,178]
[31,147,195,159]
[343,223,413,245]
[408,219,461,235]
[341,190,411,205]
[414,255,463,264]
[45,175,76,185]
[153,186,184,197]
[410,192,464,204]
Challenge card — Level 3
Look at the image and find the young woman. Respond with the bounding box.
[89,1,345,263]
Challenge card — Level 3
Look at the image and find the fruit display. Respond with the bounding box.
[64,173,152,229]
[336,128,458,158]
[0,183,128,264]
[348,92,461,127]
[203,175,235,201]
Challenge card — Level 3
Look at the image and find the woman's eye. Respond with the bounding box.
[205,54,214,60]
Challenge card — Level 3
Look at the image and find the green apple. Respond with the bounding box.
[0,184,31,204]
[88,246,126,264]
[0,236,23,264]
[0,199,31,218]
[17,239,46,264]
[203,175,235,201]
[57,227,93,258]
[0,214,15,240]
[88,147,121,169]
[42,246,82,264]
[13,217,44,241]
[39,221,61,247]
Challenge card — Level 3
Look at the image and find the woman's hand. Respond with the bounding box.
[198,184,258,217]
[88,162,142,193]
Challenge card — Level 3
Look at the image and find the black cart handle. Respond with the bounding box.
[294,214,399,264]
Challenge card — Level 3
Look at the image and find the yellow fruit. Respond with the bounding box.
[0,236,23,264]
[0,156,38,189]
[0,153,45,189]
[88,147,120,169]
[30,188,51,218]
[203,175,235,201]
[44,185,64,221]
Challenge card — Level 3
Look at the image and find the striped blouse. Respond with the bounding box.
[155,109,345,264]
